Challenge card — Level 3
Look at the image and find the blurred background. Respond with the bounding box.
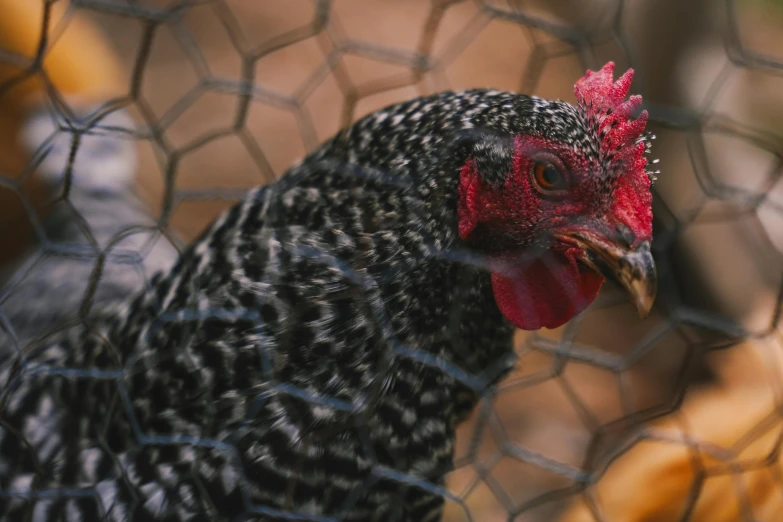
[1,0,783,520]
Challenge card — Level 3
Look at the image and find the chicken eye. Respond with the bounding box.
[532,161,567,193]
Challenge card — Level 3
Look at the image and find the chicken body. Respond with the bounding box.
[0,65,655,521]
[0,105,177,352]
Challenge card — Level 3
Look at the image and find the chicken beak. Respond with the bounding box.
[556,230,657,318]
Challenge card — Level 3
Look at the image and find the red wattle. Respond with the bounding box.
[491,254,605,330]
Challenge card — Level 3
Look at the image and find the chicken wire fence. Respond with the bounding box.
[1,0,783,520]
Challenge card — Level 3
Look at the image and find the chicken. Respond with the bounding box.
[0,103,177,352]
[0,0,176,350]
[0,0,127,269]
[0,62,657,521]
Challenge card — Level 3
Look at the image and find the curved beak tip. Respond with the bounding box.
[631,277,656,319]
[615,243,657,319]
[558,231,657,319]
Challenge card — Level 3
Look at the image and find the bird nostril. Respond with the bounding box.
[616,222,635,247]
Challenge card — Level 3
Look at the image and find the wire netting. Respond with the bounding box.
[1,0,783,520]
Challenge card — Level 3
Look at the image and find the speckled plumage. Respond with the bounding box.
[0,74,652,521]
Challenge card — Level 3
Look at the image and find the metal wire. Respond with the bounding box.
[1,0,783,520]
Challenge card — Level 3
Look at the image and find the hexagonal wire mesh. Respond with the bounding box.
[1,0,783,520]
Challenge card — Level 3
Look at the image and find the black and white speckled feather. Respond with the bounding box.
[0,89,635,521]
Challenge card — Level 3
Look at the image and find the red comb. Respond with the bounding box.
[575,62,648,163]
[577,62,654,243]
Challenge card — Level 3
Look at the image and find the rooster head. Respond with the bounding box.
[457,62,657,330]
